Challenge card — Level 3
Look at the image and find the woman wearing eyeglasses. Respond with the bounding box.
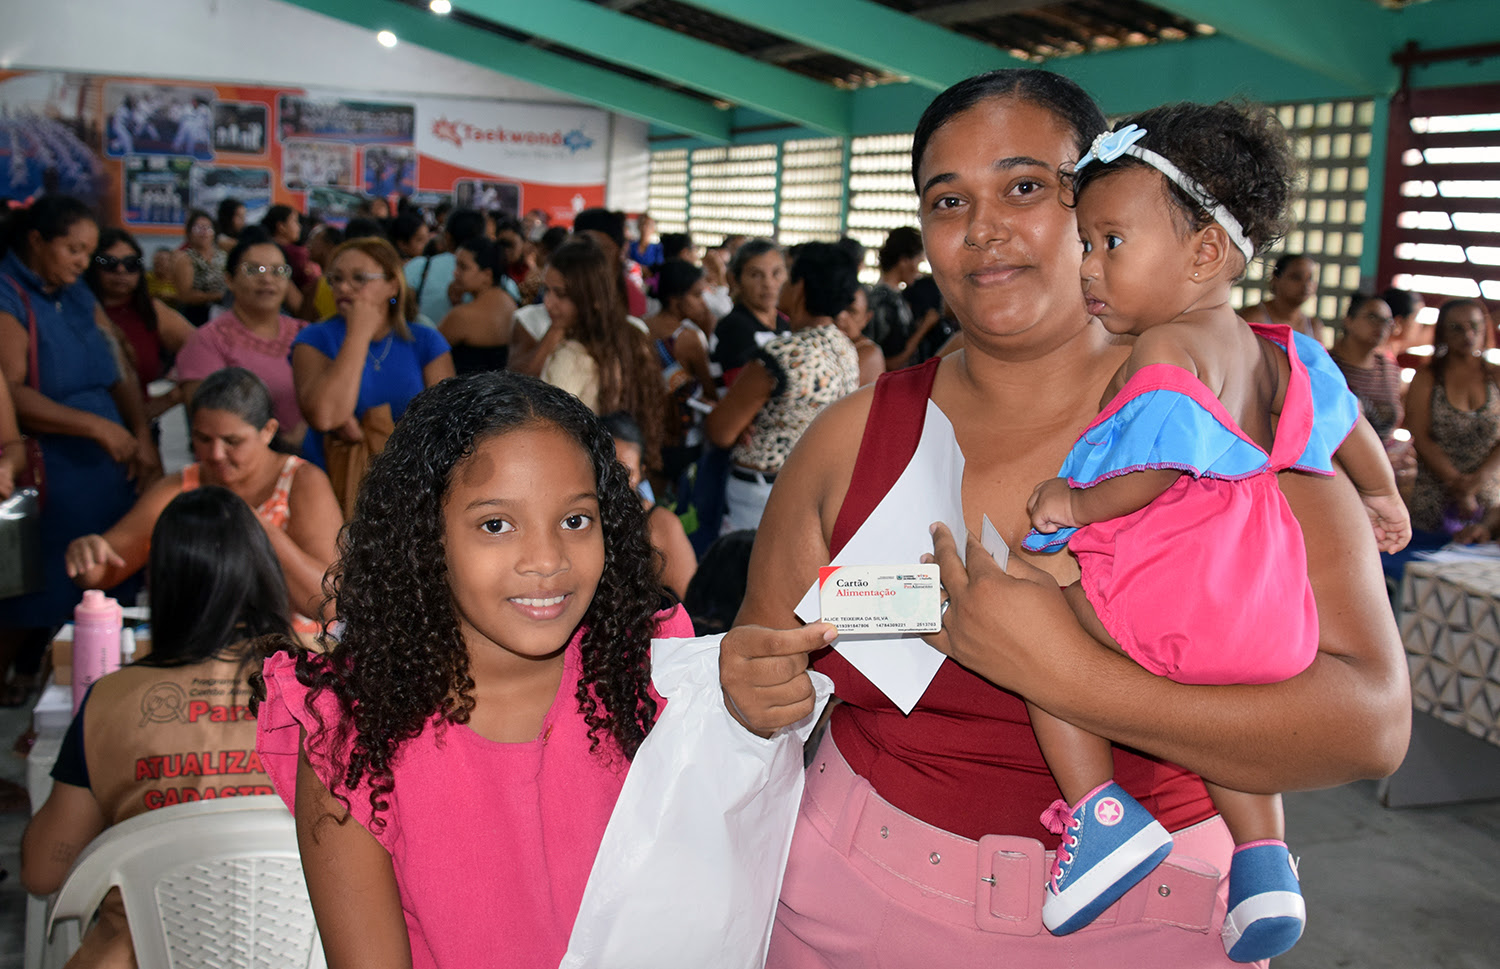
[291,236,453,473]
[175,231,308,444]
[85,228,194,420]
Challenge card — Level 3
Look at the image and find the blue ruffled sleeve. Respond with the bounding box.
[1289,330,1359,474]
[1022,366,1269,553]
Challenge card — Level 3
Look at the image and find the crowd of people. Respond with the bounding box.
[0,63,1484,969]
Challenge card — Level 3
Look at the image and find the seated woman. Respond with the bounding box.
[1241,252,1326,344]
[174,231,307,444]
[1406,298,1500,539]
[293,237,453,478]
[1330,292,1415,490]
[64,368,340,633]
[705,241,861,532]
[170,209,226,327]
[22,486,293,968]
[85,228,194,421]
[438,236,517,374]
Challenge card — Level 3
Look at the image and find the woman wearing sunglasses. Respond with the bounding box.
[175,230,308,444]
[86,229,194,421]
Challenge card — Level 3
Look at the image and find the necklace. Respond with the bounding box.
[369,335,395,372]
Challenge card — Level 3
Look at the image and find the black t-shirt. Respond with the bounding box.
[711,304,784,377]
[865,283,914,360]
[51,683,93,789]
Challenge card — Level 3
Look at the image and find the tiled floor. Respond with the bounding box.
[1,695,1497,966]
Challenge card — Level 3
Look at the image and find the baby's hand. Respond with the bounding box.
[1362,490,1412,554]
[1027,477,1079,534]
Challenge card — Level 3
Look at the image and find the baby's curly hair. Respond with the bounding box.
[269,371,665,831]
[1072,101,1297,270]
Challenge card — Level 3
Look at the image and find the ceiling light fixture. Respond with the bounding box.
[430,0,452,13]
[377,30,398,47]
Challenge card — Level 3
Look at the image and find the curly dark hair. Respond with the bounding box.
[1071,101,1296,272]
[258,371,666,831]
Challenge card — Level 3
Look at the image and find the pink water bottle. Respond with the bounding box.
[72,589,122,713]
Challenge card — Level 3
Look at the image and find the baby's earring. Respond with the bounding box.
[390,296,398,305]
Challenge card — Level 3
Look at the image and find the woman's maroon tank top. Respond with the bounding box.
[812,357,1214,846]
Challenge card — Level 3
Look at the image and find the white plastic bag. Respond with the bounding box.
[560,633,834,969]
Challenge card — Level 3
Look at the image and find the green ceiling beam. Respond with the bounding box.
[672,0,1026,91]
[451,0,852,135]
[1148,0,1398,93]
[283,0,730,141]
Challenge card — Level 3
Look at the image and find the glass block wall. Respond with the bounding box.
[645,148,689,235]
[846,134,919,281]
[685,143,778,244]
[648,98,1376,302]
[777,137,845,246]
[1231,99,1377,324]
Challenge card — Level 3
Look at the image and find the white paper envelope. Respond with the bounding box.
[794,401,1008,714]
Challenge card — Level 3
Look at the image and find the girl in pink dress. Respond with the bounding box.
[254,372,691,969]
[1018,102,1410,961]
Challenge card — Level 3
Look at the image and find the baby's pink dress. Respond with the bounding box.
[1023,324,1359,685]
[256,605,693,969]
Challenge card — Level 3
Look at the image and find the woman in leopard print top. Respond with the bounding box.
[706,243,860,531]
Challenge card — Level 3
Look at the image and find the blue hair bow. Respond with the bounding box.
[1075,124,1148,173]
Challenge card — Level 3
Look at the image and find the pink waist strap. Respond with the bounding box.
[802,735,1225,937]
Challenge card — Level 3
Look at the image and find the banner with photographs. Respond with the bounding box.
[191,166,273,224]
[283,140,355,190]
[213,102,268,155]
[277,95,415,145]
[0,69,609,239]
[104,83,217,161]
[123,156,193,225]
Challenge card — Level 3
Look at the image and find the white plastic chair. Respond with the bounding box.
[45,795,325,969]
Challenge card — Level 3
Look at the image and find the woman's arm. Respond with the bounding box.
[0,378,22,498]
[926,463,1411,794]
[282,279,305,317]
[1406,369,1464,488]
[886,308,941,371]
[704,360,775,450]
[722,391,871,734]
[511,320,564,377]
[21,780,106,896]
[676,329,720,403]
[648,504,698,600]
[106,362,162,489]
[0,312,139,459]
[170,252,222,307]
[293,341,361,433]
[856,341,886,387]
[153,299,195,354]
[295,739,412,969]
[422,351,455,388]
[65,474,179,588]
[267,463,342,620]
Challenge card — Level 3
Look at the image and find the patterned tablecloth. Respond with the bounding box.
[1399,559,1500,748]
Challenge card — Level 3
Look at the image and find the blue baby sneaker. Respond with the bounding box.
[1221,840,1306,962]
[1040,781,1175,935]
